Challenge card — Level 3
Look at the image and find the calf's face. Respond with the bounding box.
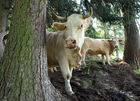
[53,8,92,49]
[68,46,82,67]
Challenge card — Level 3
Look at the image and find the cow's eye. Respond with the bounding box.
[78,25,83,30]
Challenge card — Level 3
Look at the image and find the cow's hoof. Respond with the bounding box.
[81,62,86,68]
[108,64,112,66]
[67,91,74,96]
[103,63,106,65]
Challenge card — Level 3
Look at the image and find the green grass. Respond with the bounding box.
[134,67,140,74]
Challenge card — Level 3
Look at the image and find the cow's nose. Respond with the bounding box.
[115,45,118,48]
[65,40,76,49]
[72,40,76,44]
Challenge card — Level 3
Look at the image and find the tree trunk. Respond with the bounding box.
[113,29,119,58]
[0,0,10,33]
[0,0,10,60]
[0,0,10,59]
[115,49,119,59]
[123,20,140,66]
[0,0,68,100]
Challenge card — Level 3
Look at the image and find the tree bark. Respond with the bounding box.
[123,20,140,66]
[0,0,10,33]
[0,0,10,59]
[0,0,68,100]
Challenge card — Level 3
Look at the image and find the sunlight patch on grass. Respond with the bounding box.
[134,68,140,74]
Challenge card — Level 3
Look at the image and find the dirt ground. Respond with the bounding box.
[49,61,140,101]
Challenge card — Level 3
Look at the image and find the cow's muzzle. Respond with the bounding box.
[115,45,118,48]
[65,40,76,49]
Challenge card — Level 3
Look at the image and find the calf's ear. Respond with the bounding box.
[53,22,66,31]
[119,40,122,42]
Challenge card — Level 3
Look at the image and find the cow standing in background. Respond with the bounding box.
[46,8,93,95]
[81,37,122,66]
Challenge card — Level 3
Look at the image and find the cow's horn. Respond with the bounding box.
[53,13,67,21]
[83,7,93,19]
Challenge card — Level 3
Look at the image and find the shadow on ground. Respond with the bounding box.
[49,61,140,101]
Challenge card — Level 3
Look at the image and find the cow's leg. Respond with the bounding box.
[50,68,54,72]
[70,67,73,74]
[81,53,86,68]
[53,67,58,71]
[106,53,111,65]
[102,54,106,65]
[58,57,74,95]
[50,67,58,72]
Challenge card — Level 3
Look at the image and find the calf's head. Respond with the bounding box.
[53,8,93,49]
[68,46,82,67]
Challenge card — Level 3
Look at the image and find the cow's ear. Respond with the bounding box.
[83,18,91,29]
[119,40,122,42]
[53,22,66,31]
[108,40,113,42]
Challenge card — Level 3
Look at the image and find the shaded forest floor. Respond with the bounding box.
[49,60,140,101]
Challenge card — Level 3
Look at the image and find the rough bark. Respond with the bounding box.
[0,0,68,101]
[0,34,5,59]
[0,0,10,59]
[123,20,140,66]
[0,0,10,33]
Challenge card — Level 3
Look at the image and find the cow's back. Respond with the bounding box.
[46,32,65,67]
[84,38,111,55]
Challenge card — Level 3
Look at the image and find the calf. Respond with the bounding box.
[81,37,122,66]
[49,46,81,72]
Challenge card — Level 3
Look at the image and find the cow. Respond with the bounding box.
[46,8,93,95]
[81,37,122,66]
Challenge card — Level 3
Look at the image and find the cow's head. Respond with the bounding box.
[108,37,122,48]
[53,8,93,49]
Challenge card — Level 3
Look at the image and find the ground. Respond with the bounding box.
[49,60,140,101]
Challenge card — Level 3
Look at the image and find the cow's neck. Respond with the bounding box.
[62,32,66,40]
[109,42,115,55]
[77,31,85,48]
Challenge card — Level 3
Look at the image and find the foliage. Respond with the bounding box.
[46,0,79,27]
[85,24,99,38]
[84,0,140,25]
[134,68,140,74]
[46,26,56,32]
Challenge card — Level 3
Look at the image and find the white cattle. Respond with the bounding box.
[46,8,93,95]
[81,37,122,66]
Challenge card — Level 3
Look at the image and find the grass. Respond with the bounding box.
[134,68,140,74]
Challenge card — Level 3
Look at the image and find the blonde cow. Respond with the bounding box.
[81,37,122,66]
[46,8,93,95]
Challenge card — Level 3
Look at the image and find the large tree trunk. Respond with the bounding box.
[123,20,140,66]
[0,0,10,33]
[0,0,68,100]
[0,0,10,59]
